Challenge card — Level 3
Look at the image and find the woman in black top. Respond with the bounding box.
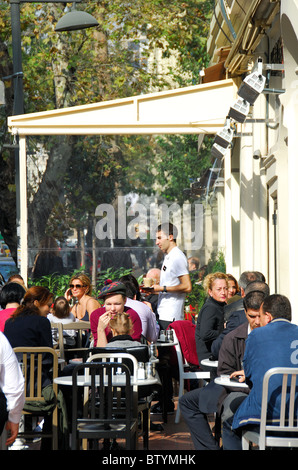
[195,272,228,377]
[4,286,54,389]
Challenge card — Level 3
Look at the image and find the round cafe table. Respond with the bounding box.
[201,358,218,368]
[214,376,249,388]
[54,374,160,387]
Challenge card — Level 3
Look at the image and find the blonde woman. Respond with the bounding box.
[65,273,100,321]
[195,272,228,376]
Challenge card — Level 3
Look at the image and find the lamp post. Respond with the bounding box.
[9,0,98,276]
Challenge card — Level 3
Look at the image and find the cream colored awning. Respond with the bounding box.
[9,78,236,283]
[8,79,236,136]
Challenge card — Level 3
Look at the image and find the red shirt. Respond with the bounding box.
[90,306,142,346]
[0,307,17,332]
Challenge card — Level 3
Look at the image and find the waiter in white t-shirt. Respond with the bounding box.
[152,223,192,329]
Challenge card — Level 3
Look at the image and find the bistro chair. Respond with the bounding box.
[242,367,298,450]
[87,350,158,449]
[51,321,91,365]
[71,360,138,450]
[169,324,210,423]
[13,346,59,450]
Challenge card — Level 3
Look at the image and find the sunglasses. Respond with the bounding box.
[69,284,85,289]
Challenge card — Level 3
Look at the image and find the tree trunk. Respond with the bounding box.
[28,137,73,248]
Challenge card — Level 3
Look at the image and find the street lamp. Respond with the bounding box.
[9,0,98,272]
[10,0,98,115]
[55,3,99,32]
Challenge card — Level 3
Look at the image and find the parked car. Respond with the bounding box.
[0,243,11,257]
[0,259,18,282]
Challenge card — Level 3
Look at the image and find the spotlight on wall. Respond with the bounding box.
[237,58,266,105]
[214,117,234,148]
[253,149,262,160]
[211,142,228,159]
[228,97,250,123]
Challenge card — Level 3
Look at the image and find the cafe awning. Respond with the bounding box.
[8,78,236,136]
[7,78,236,282]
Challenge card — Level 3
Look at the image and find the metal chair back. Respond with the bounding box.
[71,360,138,450]
[242,367,298,450]
[13,346,59,450]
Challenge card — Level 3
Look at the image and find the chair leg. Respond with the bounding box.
[175,401,181,424]
[242,435,250,450]
[142,408,149,450]
[0,428,7,450]
[175,379,184,424]
[52,408,59,450]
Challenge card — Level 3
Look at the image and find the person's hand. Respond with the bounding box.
[65,288,72,301]
[230,370,245,382]
[97,311,110,332]
[152,284,162,293]
[5,421,19,446]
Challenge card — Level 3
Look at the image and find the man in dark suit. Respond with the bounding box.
[222,294,298,450]
[179,290,265,450]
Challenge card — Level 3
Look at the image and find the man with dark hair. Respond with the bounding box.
[152,223,191,329]
[150,223,191,414]
[179,290,265,450]
[188,256,200,272]
[224,271,266,322]
[119,274,158,343]
[222,294,298,450]
[211,277,270,359]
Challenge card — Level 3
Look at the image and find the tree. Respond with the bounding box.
[0,0,215,263]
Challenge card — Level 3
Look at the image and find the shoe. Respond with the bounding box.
[150,402,175,414]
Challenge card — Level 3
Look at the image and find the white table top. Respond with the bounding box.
[214,376,249,388]
[54,374,160,387]
[201,358,218,368]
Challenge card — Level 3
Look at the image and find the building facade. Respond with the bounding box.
[206,0,298,320]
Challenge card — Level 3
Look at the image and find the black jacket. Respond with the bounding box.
[195,296,225,363]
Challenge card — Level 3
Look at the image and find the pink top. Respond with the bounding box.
[90,306,142,346]
[0,308,17,332]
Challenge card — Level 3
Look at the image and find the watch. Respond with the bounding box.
[163,286,167,293]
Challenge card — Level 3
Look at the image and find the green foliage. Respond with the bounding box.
[0,0,216,253]
[185,250,227,313]
[141,134,213,204]
[96,267,133,290]
[28,266,134,299]
[206,250,226,274]
[27,268,84,298]
[185,271,206,311]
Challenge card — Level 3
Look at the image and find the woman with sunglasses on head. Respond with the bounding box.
[65,273,100,321]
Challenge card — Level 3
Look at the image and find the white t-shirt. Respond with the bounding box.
[125,297,158,343]
[0,331,25,424]
[157,246,189,322]
[47,312,77,346]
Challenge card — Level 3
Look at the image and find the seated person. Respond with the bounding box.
[195,272,228,379]
[47,296,77,347]
[119,274,158,343]
[180,290,265,450]
[90,281,142,346]
[96,310,142,348]
[0,282,26,332]
[222,294,298,450]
